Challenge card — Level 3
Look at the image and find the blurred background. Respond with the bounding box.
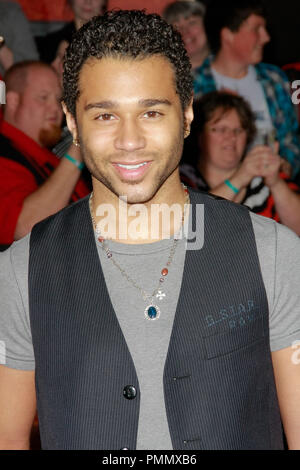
[12,0,300,67]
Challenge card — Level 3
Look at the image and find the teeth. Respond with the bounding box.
[117,162,147,170]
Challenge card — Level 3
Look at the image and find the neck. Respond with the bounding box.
[212,50,249,79]
[198,158,235,188]
[91,175,189,244]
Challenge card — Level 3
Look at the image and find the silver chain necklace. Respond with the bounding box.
[89,186,189,320]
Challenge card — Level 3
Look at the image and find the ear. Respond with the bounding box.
[183,97,194,131]
[220,27,234,47]
[5,91,20,115]
[62,101,78,141]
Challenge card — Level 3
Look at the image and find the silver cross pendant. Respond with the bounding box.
[156,290,166,300]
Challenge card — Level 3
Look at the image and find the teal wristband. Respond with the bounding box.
[224,179,239,194]
[64,153,85,170]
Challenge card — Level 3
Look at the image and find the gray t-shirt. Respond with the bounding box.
[1,211,300,449]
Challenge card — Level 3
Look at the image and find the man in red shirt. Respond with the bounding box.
[0,61,90,250]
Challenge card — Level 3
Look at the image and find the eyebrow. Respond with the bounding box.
[84,98,172,111]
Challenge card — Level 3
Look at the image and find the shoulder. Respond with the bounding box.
[0,132,22,157]
[256,62,290,83]
[0,133,40,178]
[0,235,35,370]
[189,187,251,220]
[189,186,244,204]
[250,211,300,253]
[193,56,216,96]
[0,134,27,165]
[248,213,300,352]
[31,195,90,239]
[199,55,213,70]
[250,211,277,240]
[0,235,30,294]
[249,213,300,295]
[194,55,214,78]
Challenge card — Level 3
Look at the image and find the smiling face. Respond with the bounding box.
[65,55,193,205]
[200,108,248,171]
[173,15,208,65]
[226,14,270,66]
[71,0,106,24]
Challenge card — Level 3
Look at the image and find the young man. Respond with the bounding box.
[0,10,300,450]
[194,0,300,178]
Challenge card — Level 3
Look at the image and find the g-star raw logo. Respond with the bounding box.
[205,300,258,329]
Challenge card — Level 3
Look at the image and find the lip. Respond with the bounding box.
[47,117,59,123]
[222,146,236,151]
[112,161,152,181]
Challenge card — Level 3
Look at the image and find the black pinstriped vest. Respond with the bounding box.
[29,189,284,450]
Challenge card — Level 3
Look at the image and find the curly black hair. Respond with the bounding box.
[63,9,193,117]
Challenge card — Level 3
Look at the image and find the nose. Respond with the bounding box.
[178,25,187,36]
[260,26,270,44]
[48,95,63,122]
[114,119,146,152]
[223,128,238,140]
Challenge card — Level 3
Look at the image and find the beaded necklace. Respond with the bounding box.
[89,186,189,320]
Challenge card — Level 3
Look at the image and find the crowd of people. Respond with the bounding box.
[1,0,300,247]
[0,0,300,249]
[0,0,107,250]
[0,0,300,451]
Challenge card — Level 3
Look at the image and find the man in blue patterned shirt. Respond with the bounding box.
[193,0,300,178]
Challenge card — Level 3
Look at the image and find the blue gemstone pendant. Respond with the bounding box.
[145,304,161,320]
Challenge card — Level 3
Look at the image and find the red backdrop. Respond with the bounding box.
[16,0,174,21]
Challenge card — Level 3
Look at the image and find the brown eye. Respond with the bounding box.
[97,113,115,121]
[144,111,161,118]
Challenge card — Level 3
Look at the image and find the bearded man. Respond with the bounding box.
[0,61,90,250]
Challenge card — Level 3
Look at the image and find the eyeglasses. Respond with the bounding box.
[208,126,246,137]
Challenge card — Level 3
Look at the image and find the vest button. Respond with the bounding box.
[123,385,137,399]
